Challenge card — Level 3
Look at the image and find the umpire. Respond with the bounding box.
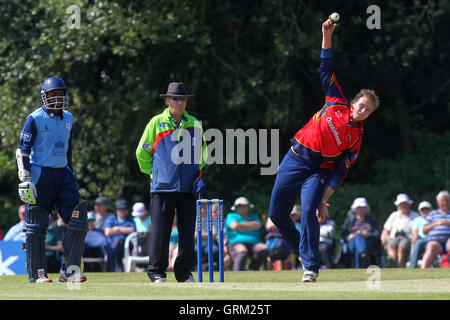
[136,82,208,282]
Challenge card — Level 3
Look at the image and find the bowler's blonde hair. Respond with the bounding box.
[353,89,380,110]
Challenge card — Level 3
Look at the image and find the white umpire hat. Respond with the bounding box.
[231,197,254,211]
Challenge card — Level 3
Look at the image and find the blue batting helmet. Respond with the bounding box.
[41,77,69,109]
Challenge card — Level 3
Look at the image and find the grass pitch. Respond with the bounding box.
[0,268,449,300]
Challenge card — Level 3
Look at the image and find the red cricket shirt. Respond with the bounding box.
[291,49,363,190]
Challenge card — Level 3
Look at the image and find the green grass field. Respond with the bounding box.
[0,269,449,300]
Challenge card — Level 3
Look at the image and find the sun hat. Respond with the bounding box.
[351,197,370,210]
[132,202,148,217]
[418,201,432,211]
[160,82,194,97]
[231,197,254,211]
[394,193,413,206]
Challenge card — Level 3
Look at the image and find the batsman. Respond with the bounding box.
[268,17,380,282]
[16,76,88,283]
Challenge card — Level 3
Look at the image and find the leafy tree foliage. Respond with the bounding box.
[0,0,448,236]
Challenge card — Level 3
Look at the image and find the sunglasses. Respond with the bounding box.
[171,96,188,102]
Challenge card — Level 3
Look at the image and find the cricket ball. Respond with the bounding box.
[330,12,340,23]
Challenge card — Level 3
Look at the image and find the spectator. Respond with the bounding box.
[265,217,291,267]
[3,205,27,242]
[87,211,96,231]
[342,197,381,268]
[132,202,152,258]
[318,214,336,269]
[225,197,268,271]
[45,214,63,273]
[104,200,136,272]
[195,202,220,271]
[421,191,450,268]
[291,204,302,234]
[409,201,433,268]
[132,202,152,233]
[265,205,302,270]
[93,196,114,232]
[55,214,67,238]
[83,212,107,272]
[381,193,419,267]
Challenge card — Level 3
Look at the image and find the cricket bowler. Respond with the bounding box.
[268,17,380,282]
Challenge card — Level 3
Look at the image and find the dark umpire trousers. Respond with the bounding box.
[147,192,196,282]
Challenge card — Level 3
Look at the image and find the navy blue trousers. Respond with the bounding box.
[269,150,328,273]
[32,166,80,223]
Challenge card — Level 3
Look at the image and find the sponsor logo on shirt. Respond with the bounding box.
[326,117,342,146]
[21,132,32,142]
[142,144,152,150]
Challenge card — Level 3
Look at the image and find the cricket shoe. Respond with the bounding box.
[183,274,195,283]
[148,272,166,283]
[35,277,53,283]
[302,269,318,283]
[58,273,87,283]
[153,276,166,283]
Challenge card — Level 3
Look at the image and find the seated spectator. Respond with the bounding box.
[93,196,114,232]
[45,214,63,273]
[409,201,433,268]
[83,212,108,272]
[291,204,302,234]
[195,202,220,271]
[3,205,26,242]
[225,197,268,271]
[132,202,152,233]
[421,191,450,268]
[381,193,419,267]
[265,205,301,268]
[342,198,380,268]
[104,200,136,272]
[290,205,302,269]
[318,214,336,269]
[132,202,152,257]
[265,217,291,267]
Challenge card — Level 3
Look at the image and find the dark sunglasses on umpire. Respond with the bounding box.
[171,96,188,101]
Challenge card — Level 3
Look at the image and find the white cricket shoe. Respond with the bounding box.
[153,276,166,283]
[35,277,53,283]
[302,269,318,283]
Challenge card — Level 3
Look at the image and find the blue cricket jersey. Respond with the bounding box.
[18,105,74,175]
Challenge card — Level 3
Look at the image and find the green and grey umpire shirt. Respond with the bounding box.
[136,107,207,193]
